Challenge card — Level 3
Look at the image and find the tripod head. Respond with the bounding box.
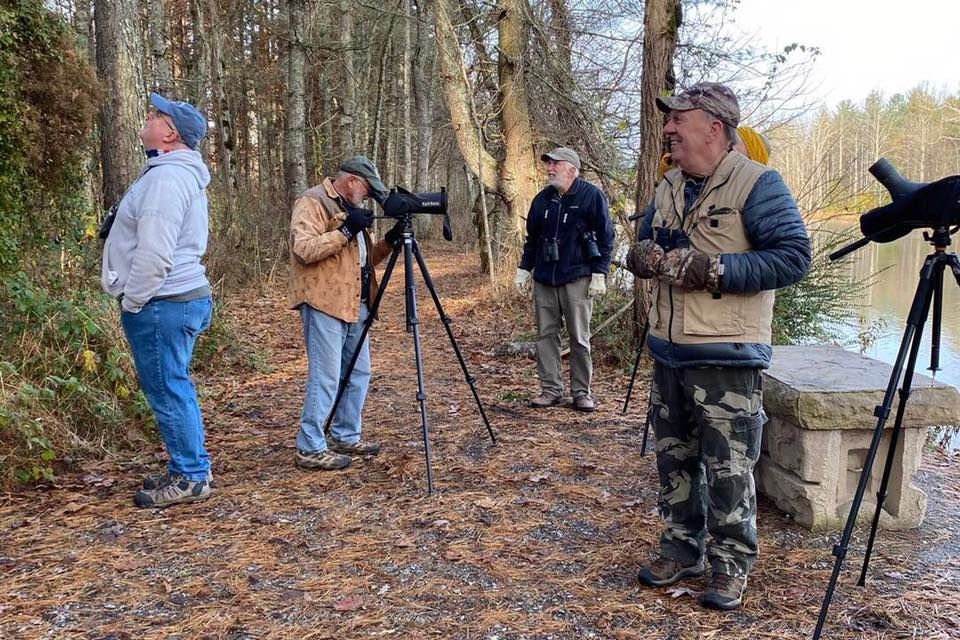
[831,160,960,260]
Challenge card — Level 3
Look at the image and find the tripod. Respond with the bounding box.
[322,215,497,494]
[813,226,960,638]
[621,319,653,456]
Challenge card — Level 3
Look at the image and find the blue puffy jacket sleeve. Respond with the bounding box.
[636,201,655,242]
[720,170,811,293]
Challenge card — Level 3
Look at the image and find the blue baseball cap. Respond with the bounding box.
[150,92,207,149]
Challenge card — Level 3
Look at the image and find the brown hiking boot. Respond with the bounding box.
[295,449,352,470]
[637,556,705,587]
[328,439,381,456]
[701,572,747,610]
[530,393,564,408]
[572,395,596,412]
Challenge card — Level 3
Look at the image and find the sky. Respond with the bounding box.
[731,0,960,106]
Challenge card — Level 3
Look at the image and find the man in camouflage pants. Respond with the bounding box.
[626,83,810,609]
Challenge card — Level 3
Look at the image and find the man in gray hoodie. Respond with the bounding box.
[101,93,214,508]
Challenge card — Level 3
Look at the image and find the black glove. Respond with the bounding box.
[340,205,374,239]
[384,219,405,246]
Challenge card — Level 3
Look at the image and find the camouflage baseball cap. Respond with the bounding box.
[656,82,741,128]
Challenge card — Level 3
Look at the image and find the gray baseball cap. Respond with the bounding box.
[339,156,389,203]
[540,146,581,170]
[656,82,741,128]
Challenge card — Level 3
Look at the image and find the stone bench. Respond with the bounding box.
[757,345,960,532]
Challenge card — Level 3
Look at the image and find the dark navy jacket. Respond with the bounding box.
[637,170,811,368]
[519,177,614,286]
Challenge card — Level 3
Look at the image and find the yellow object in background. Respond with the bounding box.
[737,126,769,166]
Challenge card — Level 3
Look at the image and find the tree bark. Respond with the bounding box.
[633,0,681,337]
[434,0,498,191]
[208,0,237,225]
[94,0,146,210]
[400,0,413,187]
[338,0,356,156]
[147,0,173,94]
[496,0,540,246]
[285,0,307,205]
[413,0,436,192]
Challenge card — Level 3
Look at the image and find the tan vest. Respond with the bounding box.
[649,151,773,345]
[288,178,390,322]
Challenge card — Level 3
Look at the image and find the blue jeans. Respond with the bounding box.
[297,303,371,453]
[122,297,213,481]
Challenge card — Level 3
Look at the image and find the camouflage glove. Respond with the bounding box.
[659,248,721,291]
[625,239,665,278]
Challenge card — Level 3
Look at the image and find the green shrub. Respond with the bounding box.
[0,273,153,485]
[772,222,874,345]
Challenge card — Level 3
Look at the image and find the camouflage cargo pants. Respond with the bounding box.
[649,362,766,578]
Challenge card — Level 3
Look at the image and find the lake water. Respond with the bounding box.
[812,224,960,450]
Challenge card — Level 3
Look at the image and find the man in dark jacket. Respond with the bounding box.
[625,83,811,610]
[515,147,614,411]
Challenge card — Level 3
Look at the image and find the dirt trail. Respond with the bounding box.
[1,246,957,639]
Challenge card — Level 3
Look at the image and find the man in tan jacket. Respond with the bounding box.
[289,156,401,471]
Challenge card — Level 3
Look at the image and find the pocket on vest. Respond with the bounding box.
[683,291,744,336]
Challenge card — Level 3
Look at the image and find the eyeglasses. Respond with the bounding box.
[351,174,372,198]
[148,108,178,136]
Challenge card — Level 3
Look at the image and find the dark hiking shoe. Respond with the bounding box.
[530,393,564,408]
[142,472,215,491]
[637,556,705,587]
[134,476,211,508]
[701,573,747,610]
[572,395,596,412]
[295,449,352,470]
[328,439,381,456]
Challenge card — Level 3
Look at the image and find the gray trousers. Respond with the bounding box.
[533,277,593,399]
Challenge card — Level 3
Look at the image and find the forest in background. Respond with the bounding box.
[1,0,959,485]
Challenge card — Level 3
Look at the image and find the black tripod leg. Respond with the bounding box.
[410,239,497,444]
[322,243,403,437]
[928,265,943,373]
[641,396,653,457]
[813,253,939,639]
[858,257,940,586]
[622,344,644,414]
[400,237,436,494]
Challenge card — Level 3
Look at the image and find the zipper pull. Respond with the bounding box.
[562,213,567,224]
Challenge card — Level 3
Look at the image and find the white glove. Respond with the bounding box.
[588,273,606,298]
[514,268,533,295]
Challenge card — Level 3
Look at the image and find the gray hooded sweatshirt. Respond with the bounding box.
[101,149,211,313]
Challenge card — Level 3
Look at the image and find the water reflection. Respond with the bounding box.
[819,226,960,386]
[810,224,960,450]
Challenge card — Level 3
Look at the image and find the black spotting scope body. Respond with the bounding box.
[858,159,960,243]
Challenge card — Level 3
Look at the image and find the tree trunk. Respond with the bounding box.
[147,0,173,94]
[633,0,681,337]
[208,0,237,227]
[188,0,211,136]
[434,0,498,191]
[338,0,356,156]
[400,0,413,187]
[413,0,436,192]
[495,0,539,247]
[94,0,146,210]
[284,0,307,206]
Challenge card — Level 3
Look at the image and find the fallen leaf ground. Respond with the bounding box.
[1,246,958,639]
